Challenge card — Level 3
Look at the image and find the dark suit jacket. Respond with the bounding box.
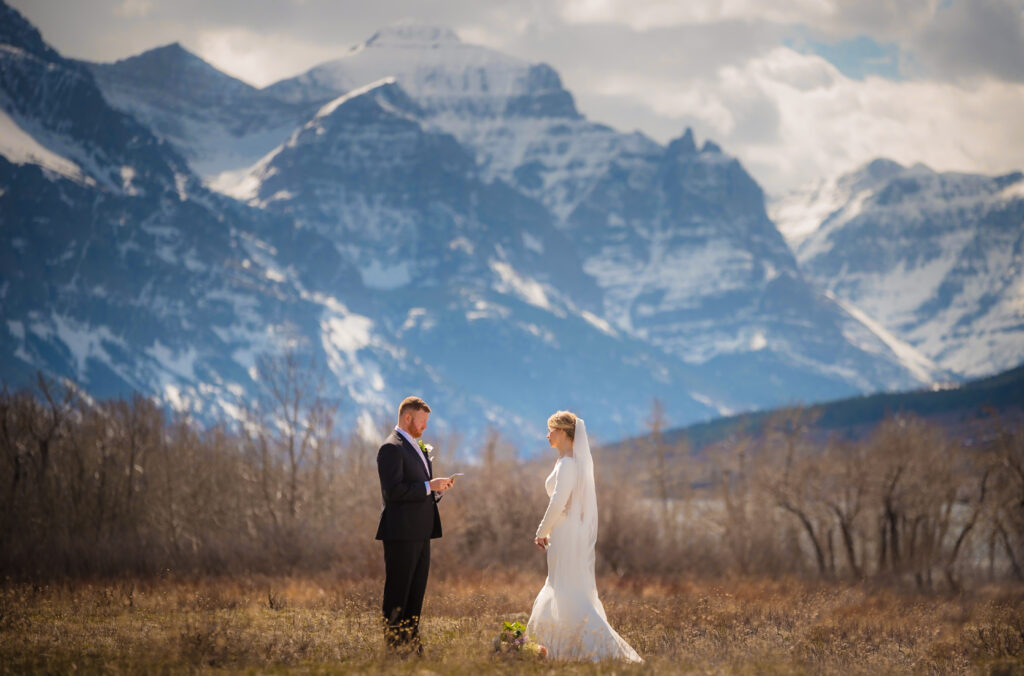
[375,429,443,541]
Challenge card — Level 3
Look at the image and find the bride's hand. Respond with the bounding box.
[534,536,549,550]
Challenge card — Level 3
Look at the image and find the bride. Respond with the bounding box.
[527,410,642,662]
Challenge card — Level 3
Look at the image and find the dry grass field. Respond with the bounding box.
[2,383,1024,673]
[2,573,1023,674]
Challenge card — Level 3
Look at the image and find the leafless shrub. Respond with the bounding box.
[0,371,1021,590]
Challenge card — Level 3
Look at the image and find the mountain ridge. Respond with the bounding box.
[0,5,726,447]
[609,361,1024,455]
[235,27,931,404]
[5,8,1009,451]
[774,158,1024,378]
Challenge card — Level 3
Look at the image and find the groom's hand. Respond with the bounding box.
[429,477,453,493]
[534,536,549,550]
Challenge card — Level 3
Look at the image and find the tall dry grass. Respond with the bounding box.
[3,372,1024,672]
[1,574,1022,674]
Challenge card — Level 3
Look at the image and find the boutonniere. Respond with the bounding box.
[418,440,435,462]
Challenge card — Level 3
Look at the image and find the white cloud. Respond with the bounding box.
[194,27,348,87]
[557,0,938,38]
[559,0,831,30]
[602,46,1024,194]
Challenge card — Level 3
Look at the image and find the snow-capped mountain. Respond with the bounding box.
[219,76,730,435]
[0,3,725,446]
[244,26,931,400]
[775,159,1024,377]
[562,132,935,402]
[263,24,660,224]
[1,4,946,449]
[0,0,373,419]
[84,44,316,178]
[233,79,596,302]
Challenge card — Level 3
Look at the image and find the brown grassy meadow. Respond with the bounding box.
[3,376,1024,673]
[2,573,1024,674]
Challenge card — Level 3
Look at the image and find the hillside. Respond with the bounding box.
[617,362,1024,454]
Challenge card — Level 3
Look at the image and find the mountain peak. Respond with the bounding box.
[364,23,462,49]
[863,157,905,178]
[148,41,191,57]
[95,41,259,97]
[668,127,698,156]
[829,157,908,195]
[701,139,722,154]
[0,0,58,58]
[110,41,215,72]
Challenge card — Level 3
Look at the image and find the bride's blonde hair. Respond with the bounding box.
[547,410,577,442]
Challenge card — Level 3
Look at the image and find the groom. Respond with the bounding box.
[376,396,454,655]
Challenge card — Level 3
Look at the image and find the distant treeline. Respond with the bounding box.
[642,363,1024,453]
[1,360,1022,590]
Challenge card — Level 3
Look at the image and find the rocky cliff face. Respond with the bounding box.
[778,159,1024,378]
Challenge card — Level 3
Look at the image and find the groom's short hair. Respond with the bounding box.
[398,396,431,420]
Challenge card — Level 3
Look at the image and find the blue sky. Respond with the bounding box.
[786,32,905,81]
[9,0,1024,194]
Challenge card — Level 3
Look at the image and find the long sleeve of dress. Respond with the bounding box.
[536,458,577,539]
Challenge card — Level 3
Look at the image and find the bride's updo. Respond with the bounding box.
[547,410,577,441]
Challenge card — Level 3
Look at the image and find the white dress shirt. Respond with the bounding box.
[396,426,432,495]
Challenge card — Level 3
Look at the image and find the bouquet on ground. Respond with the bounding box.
[493,620,547,658]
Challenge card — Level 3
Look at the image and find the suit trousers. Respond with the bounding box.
[382,538,431,648]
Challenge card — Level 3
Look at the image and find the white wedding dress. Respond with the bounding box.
[527,419,642,662]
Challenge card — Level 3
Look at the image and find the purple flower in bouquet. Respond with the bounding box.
[494,620,546,658]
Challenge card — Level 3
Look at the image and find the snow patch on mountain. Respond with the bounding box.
[120,166,140,195]
[314,77,398,119]
[771,178,854,247]
[31,314,125,383]
[794,188,872,262]
[690,391,736,417]
[826,291,942,383]
[832,231,973,328]
[1001,180,1024,201]
[583,239,758,347]
[186,121,304,178]
[429,115,659,221]
[147,340,199,382]
[0,107,85,180]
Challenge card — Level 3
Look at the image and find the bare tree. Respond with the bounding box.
[822,440,867,579]
[989,421,1024,580]
[763,408,831,577]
